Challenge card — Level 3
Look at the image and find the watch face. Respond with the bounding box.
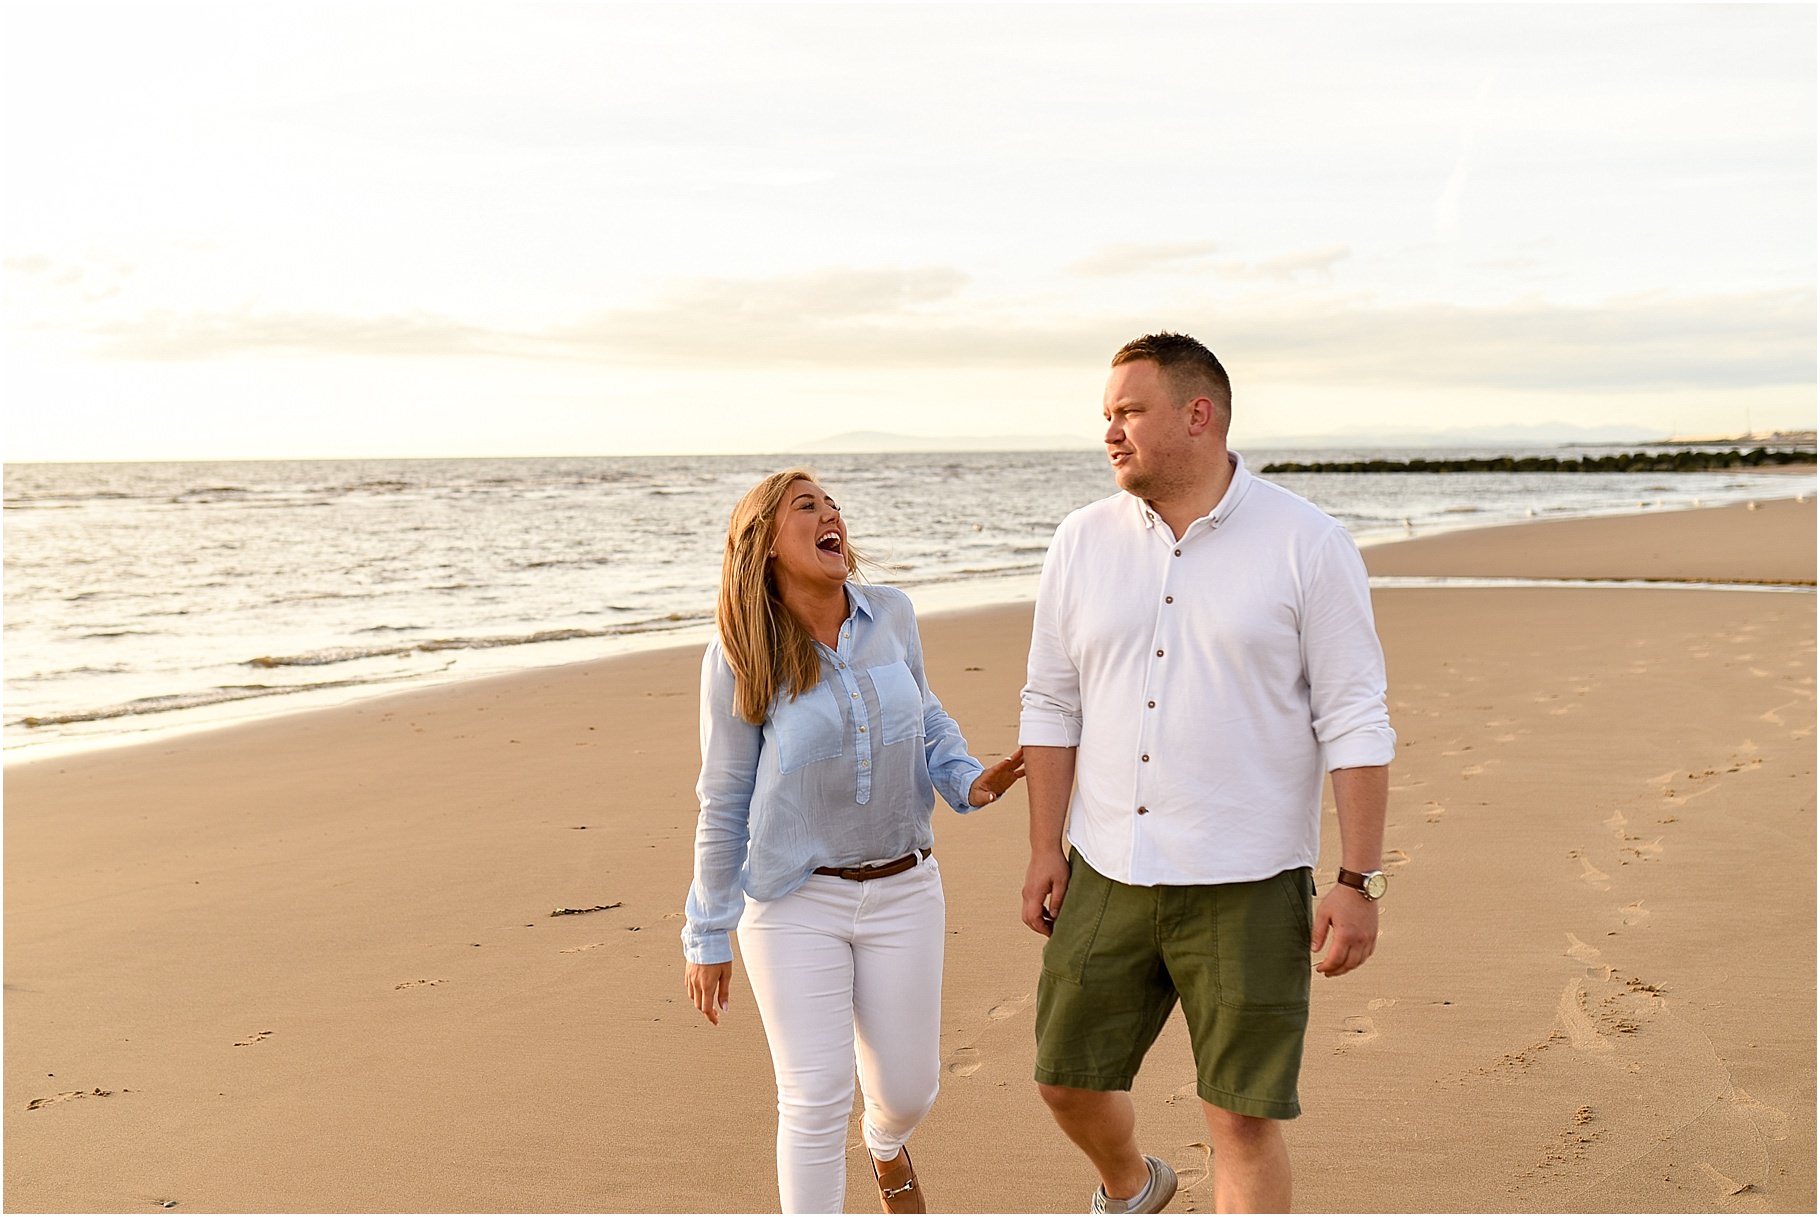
[1363,871,1388,900]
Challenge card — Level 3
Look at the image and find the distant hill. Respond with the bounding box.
[1239,422,1662,448]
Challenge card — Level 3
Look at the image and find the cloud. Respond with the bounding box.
[69,270,1814,396]
[1070,242,1352,285]
[1234,290,1815,391]
[1069,241,1221,277]
[87,308,500,361]
[1213,246,1352,284]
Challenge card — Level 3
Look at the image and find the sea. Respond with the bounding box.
[6,447,1814,760]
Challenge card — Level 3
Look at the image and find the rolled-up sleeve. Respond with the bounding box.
[1019,531,1084,748]
[1302,527,1397,771]
[681,643,762,965]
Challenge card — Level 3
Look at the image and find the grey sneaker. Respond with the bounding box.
[1091,1155,1177,1214]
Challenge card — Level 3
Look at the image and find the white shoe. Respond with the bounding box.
[1090,1155,1177,1214]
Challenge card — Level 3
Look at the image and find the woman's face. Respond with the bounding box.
[768,479,849,593]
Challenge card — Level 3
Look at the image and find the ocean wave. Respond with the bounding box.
[169,486,253,502]
[13,671,434,728]
[245,613,714,669]
[520,557,615,570]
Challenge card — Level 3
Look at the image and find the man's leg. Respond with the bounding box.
[1032,853,1176,1204]
[1202,1105,1290,1213]
[1164,869,1313,1213]
[1036,1084,1152,1201]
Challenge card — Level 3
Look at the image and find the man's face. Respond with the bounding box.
[1102,359,1192,499]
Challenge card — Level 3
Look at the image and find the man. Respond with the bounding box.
[1019,332,1395,1213]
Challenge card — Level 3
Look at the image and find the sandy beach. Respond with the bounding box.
[5,497,1813,1214]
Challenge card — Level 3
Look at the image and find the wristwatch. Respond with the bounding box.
[1336,867,1388,901]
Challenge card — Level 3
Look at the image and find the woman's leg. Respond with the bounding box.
[851,857,946,1160]
[739,880,862,1214]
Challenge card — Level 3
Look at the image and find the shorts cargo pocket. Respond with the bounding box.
[1041,852,1116,985]
[1216,869,1313,1011]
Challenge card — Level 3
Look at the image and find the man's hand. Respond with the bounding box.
[1021,851,1070,936]
[1311,885,1378,977]
[684,961,733,1024]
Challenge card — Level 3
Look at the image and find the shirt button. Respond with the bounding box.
[1173,548,1182,556]
[1136,805,1150,815]
[1165,595,1174,604]
[1141,753,1150,762]
[859,725,867,733]
[1147,700,1156,708]
[1155,649,1164,658]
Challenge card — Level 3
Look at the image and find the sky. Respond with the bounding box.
[2,0,1814,462]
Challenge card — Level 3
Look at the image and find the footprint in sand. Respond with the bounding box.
[1564,934,1602,965]
[945,1046,983,1077]
[1461,763,1486,777]
[1732,1089,1791,1141]
[1164,1079,1200,1107]
[1556,981,1613,1054]
[1367,997,1399,1011]
[1424,800,1446,823]
[1175,1141,1214,1188]
[393,978,444,990]
[1382,848,1412,868]
[560,943,607,953]
[1334,1015,1378,1052]
[986,994,1033,1022]
[1604,810,1637,841]
[26,1088,112,1110]
[1619,901,1649,926]
[233,1030,274,1047]
[1567,851,1611,890]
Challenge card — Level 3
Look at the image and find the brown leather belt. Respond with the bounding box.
[813,848,932,882]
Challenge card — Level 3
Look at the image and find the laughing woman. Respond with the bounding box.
[682,468,1024,1214]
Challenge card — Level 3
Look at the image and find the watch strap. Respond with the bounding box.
[1336,867,1386,899]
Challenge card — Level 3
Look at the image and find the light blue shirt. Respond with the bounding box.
[682,584,985,965]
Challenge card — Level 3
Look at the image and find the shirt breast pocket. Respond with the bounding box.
[866,661,924,746]
[770,683,844,773]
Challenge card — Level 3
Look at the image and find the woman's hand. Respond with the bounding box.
[685,961,733,1025]
[968,747,1026,807]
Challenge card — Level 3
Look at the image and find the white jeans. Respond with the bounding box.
[738,854,945,1214]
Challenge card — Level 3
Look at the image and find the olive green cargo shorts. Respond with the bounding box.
[1033,850,1314,1119]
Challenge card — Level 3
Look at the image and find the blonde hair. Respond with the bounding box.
[717,468,864,725]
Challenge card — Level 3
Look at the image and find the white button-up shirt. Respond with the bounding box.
[1019,454,1395,887]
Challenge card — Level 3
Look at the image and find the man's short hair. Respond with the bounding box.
[1112,332,1232,414]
